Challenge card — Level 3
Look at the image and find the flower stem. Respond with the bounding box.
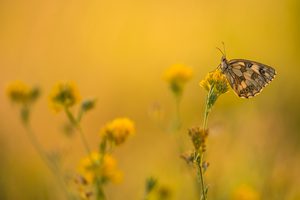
[65,107,91,155]
[23,123,75,200]
[197,87,214,200]
[77,125,92,155]
[197,154,206,200]
[174,94,182,131]
[95,178,106,200]
[203,86,214,130]
[65,107,103,200]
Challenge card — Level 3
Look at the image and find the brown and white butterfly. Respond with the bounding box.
[218,49,276,98]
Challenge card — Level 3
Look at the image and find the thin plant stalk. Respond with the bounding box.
[197,86,214,200]
[23,122,75,200]
[64,107,91,155]
[65,107,107,200]
[175,94,181,130]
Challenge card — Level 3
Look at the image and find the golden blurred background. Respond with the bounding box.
[1,0,300,199]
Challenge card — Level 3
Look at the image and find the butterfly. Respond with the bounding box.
[217,46,277,98]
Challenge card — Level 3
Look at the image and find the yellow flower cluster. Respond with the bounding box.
[78,152,123,184]
[163,64,193,96]
[233,185,260,200]
[49,82,81,112]
[100,118,135,145]
[6,81,39,105]
[199,69,229,95]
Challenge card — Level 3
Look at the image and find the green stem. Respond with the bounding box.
[197,154,206,200]
[65,107,91,155]
[24,124,54,171]
[65,108,106,200]
[203,86,214,130]
[197,86,215,200]
[23,123,75,200]
[175,94,182,131]
[77,125,92,155]
[95,178,106,200]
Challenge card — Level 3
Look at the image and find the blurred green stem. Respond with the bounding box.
[173,94,182,132]
[197,86,214,200]
[95,178,105,200]
[65,107,91,155]
[23,123,53,171]
[22,120,75,200]
[65,107,102,200]
[196,153,206,200]
[202,85,214,130]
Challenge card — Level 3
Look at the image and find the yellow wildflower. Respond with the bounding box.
[199,70,229,112]
[233,184,260,200]
[163,64,193,96]
[49,81,80,112]
[199,69,229,95]
[100,118,135,145]
[78,152,123,184]
[6,81,40,105]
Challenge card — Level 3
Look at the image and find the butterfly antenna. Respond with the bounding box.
[221,41,226,57]
[216,46,224,57]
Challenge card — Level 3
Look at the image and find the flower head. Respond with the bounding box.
[233,184,260,200]
[200,69,229,94]
[100,118,135,146]
[78,152,123,184]
[199,69,229,110]
[163,64,193,96]
[188,127,208,152]
[6,81,40,105]
[49,82,80,112]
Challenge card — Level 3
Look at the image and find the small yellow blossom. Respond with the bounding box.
[49,82,81,112]
[233,184,260,200]
[163,64,193,96]
[78,152,123,184]
[100,118,135,145]
[199,70,230,111]
[199,69,229,95]
[6,81,39,105]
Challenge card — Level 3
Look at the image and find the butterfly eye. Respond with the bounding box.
[221,56,226,62]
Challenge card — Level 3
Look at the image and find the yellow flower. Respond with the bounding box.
[78,152,123,184]
[6,81,39,105]
[100,118,135,145]
[163,64,193,96]
[233,184,260,200]
[199,70,229,111]
[49,81,80,112]
[199,69,229,95]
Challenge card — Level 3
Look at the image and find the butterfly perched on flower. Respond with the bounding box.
[217,46,276,98]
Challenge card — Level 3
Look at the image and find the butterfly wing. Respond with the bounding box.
[224,59,276,98]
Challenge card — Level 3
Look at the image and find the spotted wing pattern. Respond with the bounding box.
[224,59,276,98]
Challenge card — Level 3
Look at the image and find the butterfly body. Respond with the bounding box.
[219,56,276,98]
